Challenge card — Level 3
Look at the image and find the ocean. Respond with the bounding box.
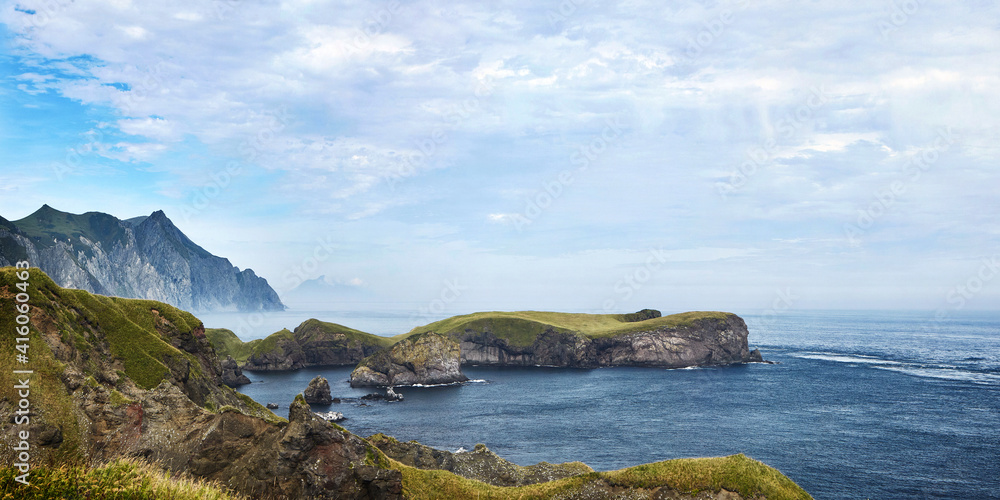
[219,310,1000,499]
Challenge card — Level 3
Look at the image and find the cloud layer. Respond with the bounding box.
[3,0,999,315]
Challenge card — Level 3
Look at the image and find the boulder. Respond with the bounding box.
[219,355,251,387]
[303,375,333,405]
[350,333,468,387]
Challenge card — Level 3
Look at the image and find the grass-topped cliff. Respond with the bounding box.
[207,318,392,370]
[212,309,759,371]
[400,310,736,346]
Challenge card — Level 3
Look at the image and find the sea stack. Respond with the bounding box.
[219,355,251,387]
[350,332,468,387]
[303,375,333,404]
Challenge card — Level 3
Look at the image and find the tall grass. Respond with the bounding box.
[0,458,243,500]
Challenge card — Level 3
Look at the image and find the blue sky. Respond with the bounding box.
[2,0,999,317]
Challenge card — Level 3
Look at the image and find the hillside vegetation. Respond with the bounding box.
[0,459,244,500]
[390,452,812,500]
[207,318,392,368]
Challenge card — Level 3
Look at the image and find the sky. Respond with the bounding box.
[1,0,999,319]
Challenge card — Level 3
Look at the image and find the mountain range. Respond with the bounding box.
[0,205,284,312]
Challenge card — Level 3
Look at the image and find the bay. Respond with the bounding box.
[233,310,1000,499]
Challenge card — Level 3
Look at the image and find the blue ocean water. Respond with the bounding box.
[234,310,1000,499]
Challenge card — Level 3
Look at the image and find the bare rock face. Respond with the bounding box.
[219,355,251,387]
[0,205,284,312]
[458,314,761,368]
[238,320,387,371]
[368,434,592,487]
[0,269,401,500]
[350,333,468,387]
[304,375,333,405]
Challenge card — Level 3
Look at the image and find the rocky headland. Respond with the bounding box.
[214,310,766,374]
[419,310,765,368]
[206,318,391,371]
[350,332,468,387]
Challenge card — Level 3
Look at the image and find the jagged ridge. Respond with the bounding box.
[0,205,284,312]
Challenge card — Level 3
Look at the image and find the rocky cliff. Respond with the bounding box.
[368,434,592,487]
[208,319,391,371]
[224,310,765,373]
[0,267,400,499]
[304,375,334,404]
[350,332,468,387]
[0,205,284,312]
[410,310,764,368]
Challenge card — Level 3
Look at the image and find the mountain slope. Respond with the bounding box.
[0,205,283,312]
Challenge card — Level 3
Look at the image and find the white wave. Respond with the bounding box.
[874,366,1000,385]
[791,352,903,365]
[408,381,462,388]
[465,379,488,384]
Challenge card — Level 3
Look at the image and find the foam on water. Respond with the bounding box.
[874,365,1000,385]
[790,351,1000,385]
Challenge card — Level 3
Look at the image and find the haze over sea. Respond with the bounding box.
[200,309,1000,499]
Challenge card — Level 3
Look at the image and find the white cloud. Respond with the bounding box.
[4,0,1000,310]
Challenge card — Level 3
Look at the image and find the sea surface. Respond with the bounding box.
[230,310,1000,499]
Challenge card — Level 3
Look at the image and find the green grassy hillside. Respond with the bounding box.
[392,453,811,500]
[400,310,735,345]
[293,318,393,348]
[207,319,392,364]
[13,205,130,252]
[205,328,259,363]
[0,266,280,465]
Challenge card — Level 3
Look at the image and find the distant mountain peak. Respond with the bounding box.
[0,206,285,312]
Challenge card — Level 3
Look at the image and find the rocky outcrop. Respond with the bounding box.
[219,356,251,387]
[0,268,401,499]
[0,205,284,312]
[235,320,390,371]
[368,434,592,487]
[304,376,333,405]
[350,333,468,387]
[458,314,761,368]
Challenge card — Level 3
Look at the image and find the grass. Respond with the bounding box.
[205,328,258,363]
[208,319,392,363]
[400,310,737,346]
[249,328,295,358]
[12,205,131,254]
[0,458,244,500]
[390,454,812,500]
[293,318,393,349]
[0,268,85,465]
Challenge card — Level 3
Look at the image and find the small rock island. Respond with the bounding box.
[350,332,469,387]
[303,375,333,404]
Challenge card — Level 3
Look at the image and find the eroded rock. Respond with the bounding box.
[304,375,333,405]
[350,333,468,387]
